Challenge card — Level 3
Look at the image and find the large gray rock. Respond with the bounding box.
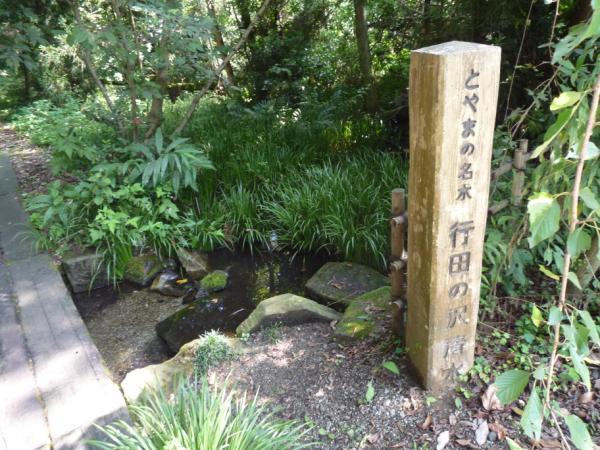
[150,270,191,297]
[176,248,209,280]
[155,297,229,352]
[236,293,341,336]
[62,251,109,293]
[123,254,163,286]
[305,262,389,308]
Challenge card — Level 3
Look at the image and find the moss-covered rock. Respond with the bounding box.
[334,286,391,343]
[123,254,163,286]
[236,293,341,336]
[305,262,389,308]
[176,248,210,280]
[121,336,243,403]
[200,270,229,292]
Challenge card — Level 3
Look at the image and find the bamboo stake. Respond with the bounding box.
[390,188,406,337]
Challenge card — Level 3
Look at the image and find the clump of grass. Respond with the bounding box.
[89,377,313,449]
[263,322,283,344]
[195,330,239,374]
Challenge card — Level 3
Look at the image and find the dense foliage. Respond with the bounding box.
[1,0,598,447]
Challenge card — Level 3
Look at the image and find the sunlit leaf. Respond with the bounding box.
[548,307,563,326]
[539,265,560,280]
[565,415,594,450]
[550,91,582,111]
[527,193,560,247]
[531,305,543,327]
[494,369,530,405]
[365,381,375,403]
[520,388,542,440]
[568,271,582,289]
[382,361,400,375]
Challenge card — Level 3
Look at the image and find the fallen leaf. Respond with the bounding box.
[329,320,337,330]
[436,431,449,450]
[366,434,379,444]
[579,391,594,403]
[481,384,503,411]
[510,406,524,416]
[420,414,433,430]
[539,439,562,449]
[449,414,457,426]
[455,439,478,449]
[175,278,188,284]
[475,421,489,446]
[489,422,507,441]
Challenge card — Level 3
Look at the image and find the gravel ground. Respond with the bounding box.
[208,323,526,450]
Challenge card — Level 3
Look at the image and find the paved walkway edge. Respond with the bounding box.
[0,147,130,450]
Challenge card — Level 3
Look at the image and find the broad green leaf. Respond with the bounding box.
[521,388,542,440]
[567,228,592,259]
[506,438,526,450]
[532,108,575,157]
[578,310,600,347]
[580,187,600,211]
[365,381,375,403]
[583,141,599,160]
[539,265,560,281]
[550,91,582,111]
[565,415,594,450]
[531,305,543,327]
[155,128,163,152]
[527,193,561,247]
[382,361,400,375]
[568,271,582,289]
[548,307,563,326]
[494,369,530,405]
[564,324,591,390]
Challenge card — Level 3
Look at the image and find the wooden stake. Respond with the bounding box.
[390,188,406,299]
[511,139,527,206]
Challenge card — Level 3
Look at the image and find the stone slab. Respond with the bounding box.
[0,192,37,261]
[305,262,390,308]
[0,151,18,196]
[0,264,51,450]
[9,255,130,448]
[334,286,392,343]
[236,293,342,336]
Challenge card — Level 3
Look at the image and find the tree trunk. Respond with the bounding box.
[206,0,235,84]
[353,0,378,113]
[20,63,31,100]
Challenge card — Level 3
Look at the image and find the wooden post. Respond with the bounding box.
[511,139,527,206]
[390,188,406,336]
[406,41,501,391]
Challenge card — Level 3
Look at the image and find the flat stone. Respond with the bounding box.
[176,248,209,280]
[236,293,341,336]
[334,286,391,343]
[0,151,18,195]
[305,262,389,308]
[200,270,228,292]
[123,253,163,286]
[121,336,242,403]
[62,251,109,293]
[155,297,229,353]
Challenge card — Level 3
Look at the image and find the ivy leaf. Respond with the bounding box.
[565,415,594,450]
[527,193,561,248]
[580,187,600,211]
[494,369,530,405]
[567,228,592,259]
[578,310,600,347]
[382,361,400,375]
[521,388,542,440]
[365,381,375,403]
[550,91,582,111]
[531,305,543,328]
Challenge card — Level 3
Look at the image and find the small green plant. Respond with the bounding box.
[263,322,283,344]
[194,331,239,374]
[89,377,313,449]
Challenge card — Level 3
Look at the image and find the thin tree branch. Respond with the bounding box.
[71,0,125,135]
[171,0,272,137]
[545,74,600,405]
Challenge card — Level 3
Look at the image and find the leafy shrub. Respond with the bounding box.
[194,331,239,374]
[90,377,312,450]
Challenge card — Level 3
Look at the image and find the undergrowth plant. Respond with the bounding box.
[490,7,599,449]
[89,376,312,450]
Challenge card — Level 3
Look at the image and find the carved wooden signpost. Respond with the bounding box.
[405,41,501,391]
